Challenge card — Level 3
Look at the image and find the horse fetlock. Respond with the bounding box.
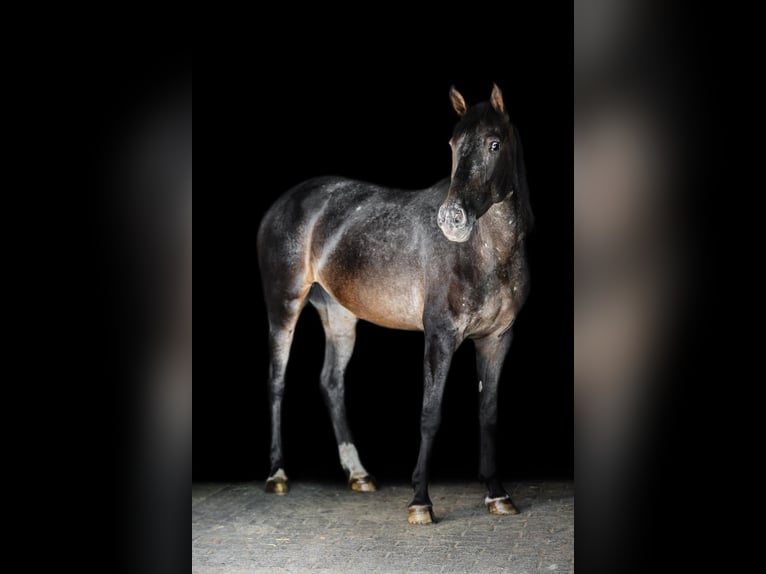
[338,442,371,482]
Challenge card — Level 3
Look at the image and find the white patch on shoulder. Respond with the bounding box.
[268,468,287,481]
[479,380,483,393]
[338,442,368,479]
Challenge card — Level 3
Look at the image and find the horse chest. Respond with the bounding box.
[447,259,521,337]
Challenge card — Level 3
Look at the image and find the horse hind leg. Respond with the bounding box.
[263,288,308,494]
[311,285,376,492]
[261,261,312,495]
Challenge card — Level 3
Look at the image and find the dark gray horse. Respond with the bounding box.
[257,84,533,524]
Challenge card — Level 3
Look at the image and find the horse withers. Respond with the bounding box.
[257,84,533,524]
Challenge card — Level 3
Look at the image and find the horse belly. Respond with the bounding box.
[317,261,425,331]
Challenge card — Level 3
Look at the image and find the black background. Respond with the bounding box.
[194,47,572,483]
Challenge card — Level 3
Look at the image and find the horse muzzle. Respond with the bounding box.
[437,202,474,242]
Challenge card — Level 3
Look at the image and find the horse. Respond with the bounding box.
[257,84,533,524]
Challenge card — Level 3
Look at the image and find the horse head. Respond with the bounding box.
[438,84,517,242]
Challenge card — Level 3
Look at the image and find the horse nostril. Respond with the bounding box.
[453,208,466,227]
[437,205,447,225]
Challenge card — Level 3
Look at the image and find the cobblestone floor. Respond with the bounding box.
[193,480,574,573]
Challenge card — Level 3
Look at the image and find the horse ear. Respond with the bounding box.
[450,86,467,117]
[490,83,505,114]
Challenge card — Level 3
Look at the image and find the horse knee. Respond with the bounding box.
[420,411,442,436]
[479,420,497,434]
[319,370,343,394]
[479,403,498,426]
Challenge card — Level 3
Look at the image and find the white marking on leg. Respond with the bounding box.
[479,379,483,393]
[268,468,287,481]
[338,442,368,478]
[484,494,511,505]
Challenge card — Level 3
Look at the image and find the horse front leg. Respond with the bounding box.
[408,329,456,525]
[475,329,518,515]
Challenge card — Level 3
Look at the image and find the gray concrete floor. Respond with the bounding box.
[193,480,574,573]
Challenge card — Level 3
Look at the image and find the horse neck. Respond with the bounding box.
[474,193,523,262]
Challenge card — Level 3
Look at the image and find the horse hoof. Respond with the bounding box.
[408,505,434,525]
[349,475,377,492]
[486,495,518,515]
[265,471,289,495]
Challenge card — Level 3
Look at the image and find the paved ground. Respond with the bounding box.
[193,480,574,573]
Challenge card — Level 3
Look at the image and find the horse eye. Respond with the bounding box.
[489,141,500,152]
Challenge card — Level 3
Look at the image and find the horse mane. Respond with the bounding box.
[511,125,535,233]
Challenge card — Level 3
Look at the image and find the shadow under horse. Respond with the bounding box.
[257,84,533,524]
